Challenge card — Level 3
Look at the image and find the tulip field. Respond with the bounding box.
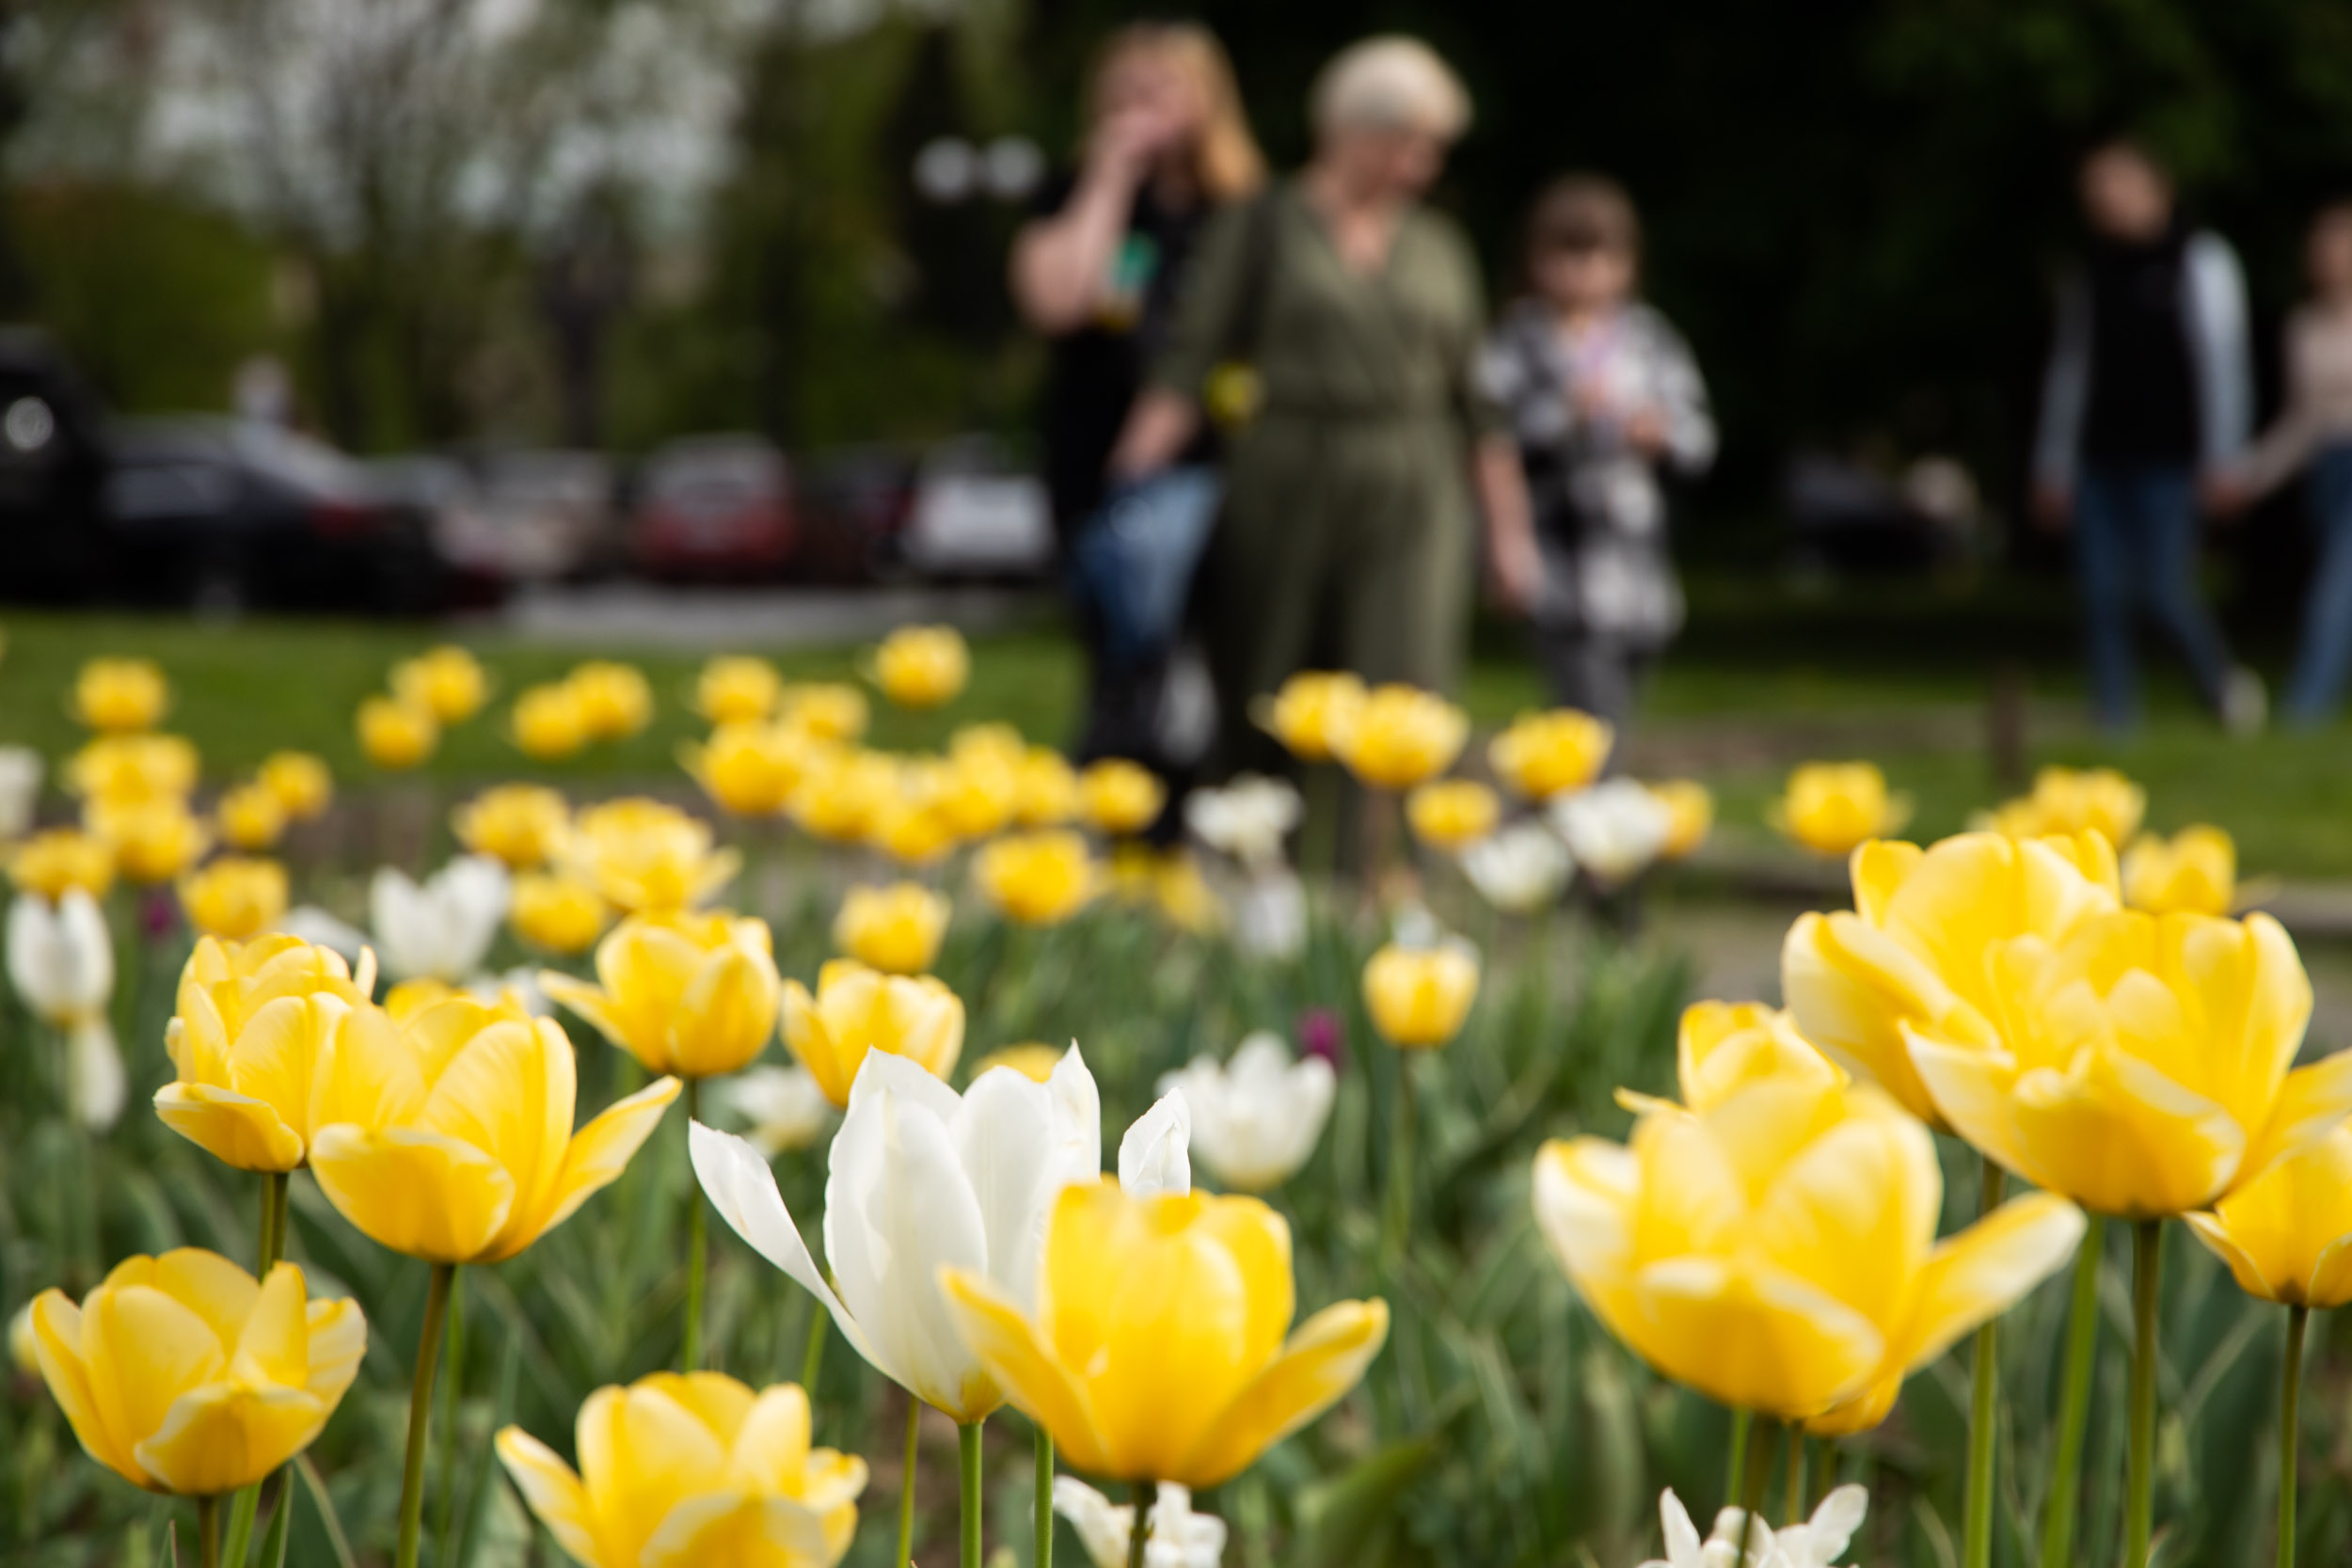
[7,606,2352,1568]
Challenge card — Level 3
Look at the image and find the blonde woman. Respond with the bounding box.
[1111,37,1540,775]
[1013,24,1264,768]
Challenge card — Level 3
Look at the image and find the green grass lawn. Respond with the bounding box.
[5,571,2347,875]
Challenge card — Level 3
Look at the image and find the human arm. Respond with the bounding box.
[1113,198,1263,479]
[1476,434,1542,613]
[1627,311,1717,475]
[2222,309,2322,509]
[2184,231,2254,491]
[2030,268,2092,530]
[1010,103,1187,334]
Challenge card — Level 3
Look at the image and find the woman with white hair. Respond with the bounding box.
[1109,35,1540,775]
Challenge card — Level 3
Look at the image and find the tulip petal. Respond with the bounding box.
[2239,1051,2352,1191]
[954,1063,1065,1313]
[2010,1048,2245,1217]
[304,1296,368,1407]
[427,1019,577,1256]
[1627,1258,1886,1418]
[1531,1138,1637,1291]
[1119,1089,1192,1198]
[727,1384,811,1495]
[675,945,777,1078]
[1898,1193,2086,1370]
[310,1125,517,1264]
[1177,1298,1390,1488]
[154,1082,308,1172]
[782,981,854,1107]
[689,1121,892,1379]
[228,1263,310,1389]
[1782,913,1952,1124]
[146,1247,263,1354]
[29,1292,142,1487]
[538,972,631,1053]
[2307,1231,2352,1310]
[526,1075,682,1256]
[224,994,333,1136]
[84,1283,229,1476]
[937,1266,1114,1476]
[2183,1211,2280,1303]
[494,1426,605,1568]
[135,1382,327,1497]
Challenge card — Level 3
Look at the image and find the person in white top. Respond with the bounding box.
[2215,203,2352,724]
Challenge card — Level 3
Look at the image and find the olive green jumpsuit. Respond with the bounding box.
[1151,180,1502,772]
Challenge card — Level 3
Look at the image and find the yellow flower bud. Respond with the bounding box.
[177,856,288,942]
[566,661,654,741]
[974,831,1100,927]
[1406,779,1500,851]
[1251,671,1366,764]
[215,782,289,851]
[1988,765,2146,847]
[9,828,115,900]
[869,625,969,709]
[834,882,951,974]
[1011,747,1082,827]
[1327,684,1468,792]
[543,911,783,1081]
[66,733,199,801]
[1649,779,1713,860]
[510,872,611,956]
[357,695,438,771]
[512,682,590,761]
[683,721,808,818]
[257,752,333,820]
[453,784,571,870]
[779,958,964,1107]
[85,795,210,883]
[694,656,783,724]
[2186,1125,2352,1307]
[2122,824,2235,917]
[1078,759,1166,837]
[71,657,168,733]
[561,797,739,913]
[781,682,869,742]
[1488,708,1613,801]
[1362,938,1480,1048]
[972,1043,1064,1084]
[1769,762,1911,857]
[390,644,490,724]
[788,748,896,845]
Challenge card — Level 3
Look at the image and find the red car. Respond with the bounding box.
[629,435,794,579]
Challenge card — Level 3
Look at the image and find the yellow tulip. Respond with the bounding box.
[496,1374,866,1568]
[780,958,964,1108]
[257,752,332,820]
[67,733,199,801]
[695,656,784,724]
[2122,825,2235,917]
[936,750,1018,840]
[215,783,288,851]
[454,784,572,870]
[177,857,289,942]
[568,661,654,741]
[870,797,961,866]
[1327,684,1468,791]
[788,748,895,845]
[1488,708,1613,801]
[86,795,210,883]
[392,645,490,724]
[562,798,739,913]
[1988,765,2146,846]
[542,911,783,1080]
[1250,671,1365,763]
[1362,939,1480,1049]
[2186,1124,2352,1307]
[1645,1001,1847,1116]
[71,657,168,732]
[948,722,1026,771]
[9,827,115,899]
[1078,759,1166,837]
[1533,1073,2084,1428]
[1906,908,2352,1219]
[974,831,1100,927]
[513,682,591,761]
[869,625,969,709]
[310,994,679,1263]
[973,1043,1064,1084]
[1011,747,1082,826]
[1405,779,1499,850]
[834,882,950,974]
[1769,762,1912,857]
[1150,850,1223,935]
[511,872,612,955]
[1650,780,1713,860]
[683,721,807,817]
[1782,831,2122,1127]
[780,683,868,742]
[27,1251,364,1497]
[358,695,438,771]
[940,1180,1390,1487]
[155,934,373,1172]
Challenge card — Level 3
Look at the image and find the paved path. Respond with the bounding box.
[471,583,1059,651]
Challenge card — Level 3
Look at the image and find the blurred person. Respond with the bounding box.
[1480,175,1714,730]
[2213,203,2352,725]
[2031,136,2263,734]
[1012,24,1264,768]
[1109,35,1539,775]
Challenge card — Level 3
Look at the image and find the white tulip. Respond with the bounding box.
[1549,779,1672,888]
[691,1043,1103,1422]
[370,854,510,982]
[1158,1032,1333,1192]
[469,966,549,1016]
[1635,1484,1867,1568]
[7,889,123,1130]
[1184,775,1301,868]
[1054,1478,1228,1568]
[0,747,42,840]
[1118,1086,1190,1197]
[1765,1485,1867,1568]
[1459,821,1573,914]
[1231,868,1306,961]
[720,1064,835,1155]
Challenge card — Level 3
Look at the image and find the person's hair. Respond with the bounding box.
[1086,22,1265,202]
[1526,174,1641,262]
[2082,134,2170,187]
[2312,199,2352,238]
[1310,36,1471,142]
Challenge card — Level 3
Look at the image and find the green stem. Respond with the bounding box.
[2124,1219,2163,1568]
[802,1300,829,1393]
[2040,1213,2105,1568]
[1380,1054,1416,1272]
[960,1420,985,1568]
[395,1262,455,1568]
[2280,1304,2307,1568]
[683,1078,706,1372]
[1963,1159,2007,1568]
[257,1173,285,1274]
[1786,1431,1808,1527]
[199,1495,222,1568]
[221,1485,259,1568]
[1738,1418,1772,1566]
[897,1399,920,1568]
[435,1271,468,1551]
[1035,1424,1055,1568]
[1128,1481,1152,1568]
[1724,1407,1752,1514]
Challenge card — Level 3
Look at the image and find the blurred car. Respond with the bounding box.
[103,417,444,613]
[1783,451,1981,575]
[629,435,794,579]
[0,329,111,602]
[378,449,616,585]
[794,443,920,583]
[898,435,1054,578]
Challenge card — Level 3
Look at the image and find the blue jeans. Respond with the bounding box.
[2074,462,2232,728]
[2285,443,2352,724]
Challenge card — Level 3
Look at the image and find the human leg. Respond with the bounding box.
[2284,445,2352,724]
[1201,424,1333,775]
[2130,465,2233,711]
[2072,467,2138,730]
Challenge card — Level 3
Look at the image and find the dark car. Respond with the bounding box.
[0,330,111,602]
[629,435,794,580]
[103,417,445,613]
